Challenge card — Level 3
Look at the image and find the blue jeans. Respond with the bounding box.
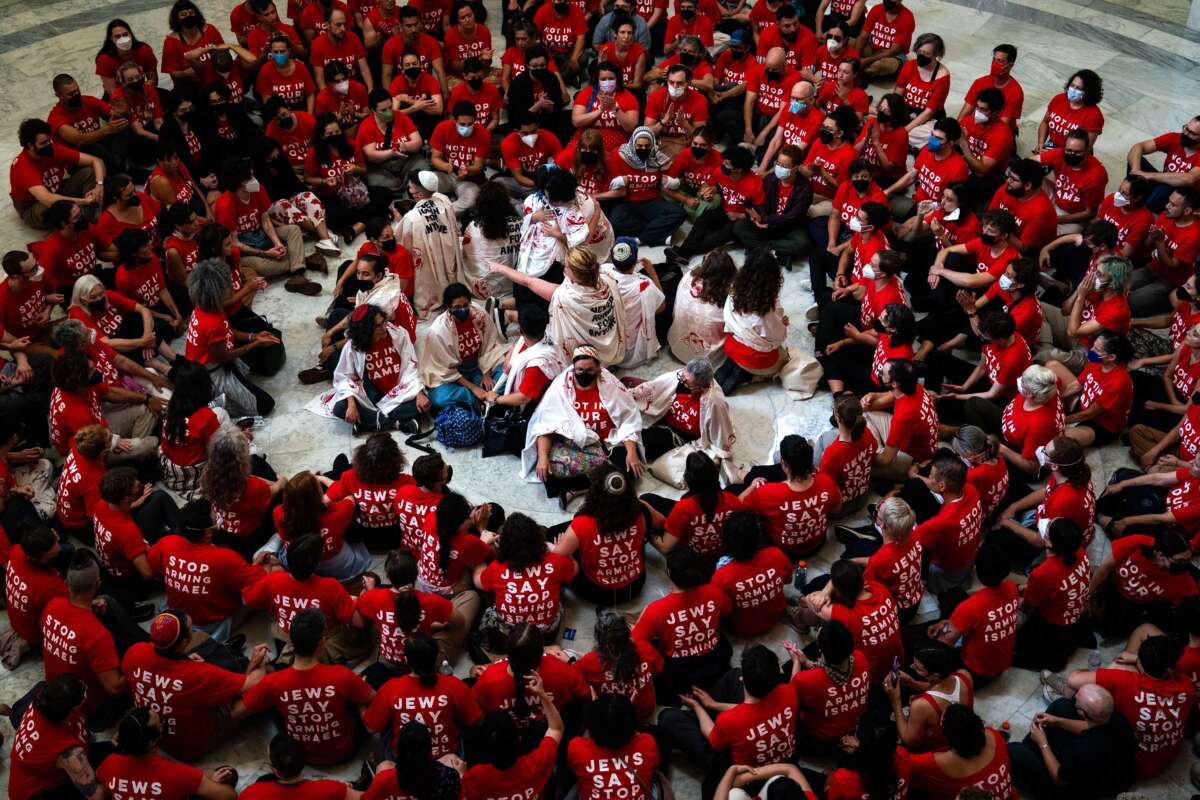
[428,363,503,410]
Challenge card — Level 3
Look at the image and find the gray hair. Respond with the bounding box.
[1076,684,1114,723]
[877,497,915,542]
[952,425,995,461]
[684,357,714,389]
[679,35,704,54]
[913,32,945,58]
[70,274,105,309]
[201,423,252,509]
[188,257,233,313]
[50,318,89,351]
[1019,364,1057,404]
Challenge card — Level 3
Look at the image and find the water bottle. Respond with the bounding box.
[793,561,807,592]
[1088,649,1103,670]
[439,659,454,676]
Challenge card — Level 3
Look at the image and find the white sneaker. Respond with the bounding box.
[805,305,820,321]
[315,238,340,255]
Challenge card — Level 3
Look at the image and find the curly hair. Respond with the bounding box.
[579,464,643,535]
[692,249,736,306]
[202,423,251,511]
[730,248,783,316]
[346,305,385,353]
[188,258,232,313]
[163,361,214,447]
[352,432,405,485]
[475,181,520,242]
[498,513,546,572]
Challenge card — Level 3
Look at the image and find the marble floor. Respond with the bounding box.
[1,0,1200,795]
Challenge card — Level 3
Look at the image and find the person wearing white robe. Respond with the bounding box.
[399,171,463,320]
[461,181,520,301]
[517,167,615,288]
[601,237,666,369]
[418,283,508,411]
[522,346,644,498]
[486,306,565,411]
[667,250,737,365]
[630,359,736,467]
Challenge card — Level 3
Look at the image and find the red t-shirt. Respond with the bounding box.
[865,538,924,611]
[0,273,49,339]
[968,458,1010,520]
[98,752,204,800]
[47,96,112,144]
[394,483,443,553]
[644,87,710,141]
[123,642,246,762]
[214,187,270,235]
[241,663,373,764]
[41,597,119,714]
[1096,666,1196,778]
[855,117,909,179]
[912,149,968,203]
[355,587,453,665]
[1026,550,1090,626]
[1075,362,1133,433]
[748,63,800,117]
[430,119,490,169]
[354,111,420,162]
[830,581,904,682]
[712,546,793,637]
[608,152,663,204]
[160,406,220,467]
[570,513,646,589]
[478,553,577,627]
[473,653,589,720]
[309,30,367,76]
[711,169,765,214]
[1079,291,1131,347]
[776,105,825,153]
[147,536,266,625]
[988,187,1058,251]
[568,733,660,800]
[888,386,940,463]
[448,81,503,127]
[327,467,415,530]
[709,683,798,766]
[1039,149,1108,214]
[914,485,985,573]
[818,431,877,505]
[37,225,111,288]
[1042,93,1104,147]
[744,475,842,557]
[8,706,88,800]
[254,60,315,107]
[533,4,587,54]
[240,779,348,800]
[381,32,443,74]
[184,307,234,365]
[826,750,913,800]
[364,672,482,757]
[1111,534,1198,606]
[964,74,1025,120]
[93,502,148,580]
[911,729,1015,800]
[462,735,557,800]
[243,571,356,633]
[895,60,950,112]
[982,336,1031,387]
[1098,193,1155,255]
[803,140,855,198]
[56,444,104,529]
[1001,394,1065,458]
[267,110,317,166]
[861,3,915,51]
[501,130,563,176]
[949,581,1020,677]
[572,87,640,151]
[315,81,369,129]
[790,650,870,741]
[632,584,732,658]
[816,80,869,116]
[5,545,67,644]
[574,641,664,723]
[415,523,492,596]
[1150,214,1200,286]
[272,498,354,560]
[664,492,743,557]
[962,116,1014,170]
[49,385,105,455]
[212,475,273,536]
[9,144,81,204]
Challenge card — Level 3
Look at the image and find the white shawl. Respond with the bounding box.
[602,264,664,368]
[462,218,519,300]
[308,323,422,419]
[417,305,507,388]
[548,273,628,366]
[630,371,736,461]
[668,272,727,364]
[495,336,565,396]
[355,273,414,334]
[723,297,787,353]
[400,192,462,320]
[517,192,614,278]
[521,368,644,481]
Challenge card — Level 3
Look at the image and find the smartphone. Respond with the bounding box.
[890,656,901,684]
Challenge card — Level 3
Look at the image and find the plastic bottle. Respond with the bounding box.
[439,659,453,675]
[793,561,807,592]
[1088,649,1103,669]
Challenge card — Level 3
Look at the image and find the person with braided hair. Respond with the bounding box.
[98,707,237,799]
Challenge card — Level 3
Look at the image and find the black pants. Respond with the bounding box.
[514,261,564,311]
[2,353,53,447]
[814,298,863,354]
[808,248,840,307]
[653,635,732,708]
[134,489,181,544]
[656,664,743,798]
[678,208,736,258]
[569,568,646,607]
[1012,613,1094,673]
[725,464,784,494]
[819,343,876,394]
[962,395,1005,437]
[326,185,393,233]
[229,306,286,377]
[916,252,975,343]
[897,476,945,524]
[1130,369,1181,430]
[332,396,420,434]
[642,423,692,462]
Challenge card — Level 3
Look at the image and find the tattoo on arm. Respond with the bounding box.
[59,746,101,799]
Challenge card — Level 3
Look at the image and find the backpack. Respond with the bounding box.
[434,405,483,448]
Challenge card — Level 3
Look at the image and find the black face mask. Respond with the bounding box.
[553,2,569,12]
[680,7,695,18]
[466,77,483,90]
[979,232,997,245]
[1169,560,1191,574]
[73,216,90,232]
[278,115,295,130]
[873,319,888,333]
[1007,183,1026,198]
[137,254,153,265]
[88,299,108,314]
[210,102,228,113]
[532,68,552,81]
[765,69,782,81]
[124,194,141,207]
[125,80,144,93]
[818,129,834,144]
[719,163,732,176]
[851,178,870,193]
[34,144,54,158]
[178,110,194,123]
[65,94,83,109]
[581,150,601,165]
[324,134,342,143]
[691,145,709,160]
[679,52,697,65]
[381,238,397,252]
[730,48,746,59]
[676,380,691,395]
[575,370,597,386]
[1182,132,1198,149]
[404,67,423,81]
[1062,152,1085,167]
[883,0,900,9]
[915,53,932,68]
[1178,286,1193,303]
[634,147,652,162]
[180,16,200,29]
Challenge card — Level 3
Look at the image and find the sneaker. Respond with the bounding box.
[304,253,329,274]
[298,367,332,385]
[805,305,820,321]
[315,238,340,255]
[486,296,507,340]
[285,276,322,296]
[315,315,329,328]
[1040,669,1071,703]
[395,417,419,434]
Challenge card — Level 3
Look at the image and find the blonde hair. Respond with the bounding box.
[877,497,915,541]
[1019,364,1057,404]
[565,247,600,287]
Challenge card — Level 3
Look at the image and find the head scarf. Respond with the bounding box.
[618,126,669,171]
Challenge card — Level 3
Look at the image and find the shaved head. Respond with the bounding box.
[1077,684,1114,723]
[764,47,786,70]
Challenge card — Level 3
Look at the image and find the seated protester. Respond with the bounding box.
[911,455,985,597]
[606,127,687,248]
[363,633,481,760]
[1061,634,1196,781]
[595,16,649,95]
[667,250,736,364]
[1045,255,1132,377]
[162,204,204,310]
[147,140,213,222]
[1009,685,1136,800]
[1130,116,1200,215]
[643,451,743,564]
[55,425,109,540]
[911,704,1016,800]
[523,348,644,498]
[1088,528,1197,639]
[0,249,61,343]
[269,471,371,581]
[240,733,362,800]
[354,552,465,687]
[7,675,97,800]
[929,309,1030,425]
[1035,68,1104,152]
[202,423,284,560]
[739,49,799,151]
[67,281,176,388]
[946,426,1009,524]
[1131,315,1200,433]
[827,720,913,800]
[498,115,563,201]
[957,42,1023,125]
[815,246,907,369]
[989,158,1058,254]
[1010,519,1091,672]
[741,435,842,559]
[1040,218,1120,297]
[47,70,133,175]
[593,0,652,51]
[413,492,498,640]
[533,0,588,83]
[312,304,428,434]
[507,42,573,145]
[353,216,416,299]
[853,0,915,80]
[484,306,564,434]
[883,117,968,222]
[630,358,735,474]
[252,139,339,255]
[788,619,870,746]
[1095,174,1155,258]
[568,694,661,800]
[601,241,666,368]
[93,465,170,601]
[122,608,268,763]
[863,358,940,482]
[673,147,762,264]
[100,706,238,800]
[894,33,950,150]
[1129,187,1200,317]
[475,513,576,648]
[195,225,275,365]
[980,364,1064,479]
[717,248,789,394]
[819,394,879,515]
[733,145,813,264]
[855,93,913,188]
[36,200,118,296]
[417,283,506,411]
[113,228,185,340]
[885,642,974,754]
[1039,127,1108,235]
[10,118,105,230]
[428,101,490,216]
[802,560,904,684]
[825,158,889,257]
[315,61,370,138]
[894,181,980,296]
[923,208,1018,336]
[4,526,67,667]
[472,622,589,728]
[1042,328,1134,447]
[233,608,374,766]
[799,106,858,220]
[203,80,262,160]
[326,433,417,553]
[463,685,565,800]
[255,33,315,112]
[834,302,916,397]
[710,512,791,638]
[448,59,502,134]
[355,87,425,197]
[98,173,162,252]
[1108,457,1200,547]
[147,499,266,642]
[1129,389,1200,472]
[575,609,665,726]
[958,86,1014,202]
[185,259,280,419]
[966,256,1042,350]
[632,546,731,704]
[644,63,709,159]
[307,7,371,90]
[816,58,869,118]
[399,171,465,321]
[551,464,649,603]
[928,543,1019,688]
[755,80,822,177]
[303,113,391,244]
[808,193,891,310]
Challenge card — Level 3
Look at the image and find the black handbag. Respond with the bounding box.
[481,405,529,458]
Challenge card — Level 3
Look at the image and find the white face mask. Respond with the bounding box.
[333,80,350,94]
[1016,376,1025,396]
[1037,516,1053,539]
[861,265,876,280]
[1035,444,1049,467]
[668,84,685,99]
[998,274,1015,291]
[848,216,863,233]
[115,34,133,51]
[930,490,944,505]
[242,178,260,194]
[943,207,961,221]
[520,132,539,147]
[457,123,474,137]
[599,78,617,93]
[1112,190,1130,208]
[973,109,988,124]
[827,37,842,52]
[1095,276,1106,292]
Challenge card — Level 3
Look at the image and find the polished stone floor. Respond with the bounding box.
[1,0,1199,795]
